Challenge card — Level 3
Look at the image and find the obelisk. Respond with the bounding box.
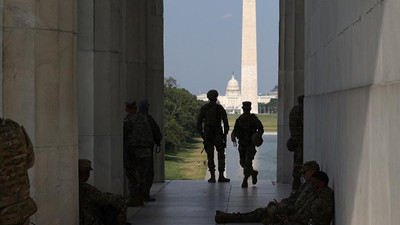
[241,0,258,114]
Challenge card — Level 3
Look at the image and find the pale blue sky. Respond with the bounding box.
[164,0,279,95]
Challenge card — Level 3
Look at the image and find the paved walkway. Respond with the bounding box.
[128,180,291,225]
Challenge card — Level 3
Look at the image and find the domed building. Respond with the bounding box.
[197,73,278,114]
[218,74,242,114]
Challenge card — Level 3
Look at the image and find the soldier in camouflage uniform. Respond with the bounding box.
[215,161,320,224]
[231,101,264,188]
[124,100,162,205]
[79,159,129,225]
[123,101,142,206]
[137,100,162,202]
[289,95,304,190]
[0,117,37,225]
[197,90,230,183]
[275,171,334,225]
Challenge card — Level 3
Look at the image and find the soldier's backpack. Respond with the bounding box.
[127,114,154,148]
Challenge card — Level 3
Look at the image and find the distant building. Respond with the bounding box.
[197,74,278,114]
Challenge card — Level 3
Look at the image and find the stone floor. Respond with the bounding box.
[127,180,291,225]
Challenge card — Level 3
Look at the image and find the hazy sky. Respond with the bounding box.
[164,0,279,96]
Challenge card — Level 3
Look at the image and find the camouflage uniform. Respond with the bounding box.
[197,101,229,174]
[79,181,127,225]
[289,97,304,190]
[143,113,162,199]
[123,113,153,203]
[284,186,334,225]
[231,181,313,223]
[232,113,263,178]
[0,118,37,225]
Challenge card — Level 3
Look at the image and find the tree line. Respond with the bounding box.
[164,77,205,152]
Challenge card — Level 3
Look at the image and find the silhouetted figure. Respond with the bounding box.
[0,117,37,225]
[79,159,129,225]
[289,95,304,190]
[231,101,264,188]
[197,90,230,183]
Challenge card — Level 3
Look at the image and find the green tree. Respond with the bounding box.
[164,77,204,152]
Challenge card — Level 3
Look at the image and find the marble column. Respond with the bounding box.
[77,0,125,194]
[277,0,304,183]
[124,0,165,182]
[2,0,79,224]
[241,0,259,114]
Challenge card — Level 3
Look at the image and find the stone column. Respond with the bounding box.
[124,0,165,182]
[77,0,125,194]
[277,0,304,183]
[2,0,78,224]
[241,0,259,114]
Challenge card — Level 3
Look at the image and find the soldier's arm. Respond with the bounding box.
[88,185,113,207]
[21,126,35,169]
[231,118,240,141]
[220,106,229,135]
[148,115,163,146]
[196,107,205,137]
[256,117,264,135]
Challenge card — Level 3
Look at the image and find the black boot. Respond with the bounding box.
[208,171,216,183]
[215,211,241,223]
[218,172,230,182]
[252,170,258,185]
[241,176,249,188]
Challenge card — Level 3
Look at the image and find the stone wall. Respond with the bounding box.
[1,0,79,224]
[304,0,400,224]
[277,0,304,183]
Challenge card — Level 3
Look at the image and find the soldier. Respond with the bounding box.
[137,99,162,202]
[215,161,320,224]
[231,101,264,188]
[289,95,304,190]
[123,101,143,206]
[0,117,37,225]
[79,159,130,225]
[277,171,334,225]
[197,90,230,183]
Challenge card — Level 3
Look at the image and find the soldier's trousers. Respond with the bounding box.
[126,156,152,199]
[292,144,303,190]
[143,151,154,198]
[238,144,257,177]
[233,202,279,222]
[205,145,226,173]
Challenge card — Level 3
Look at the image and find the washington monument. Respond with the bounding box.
[241,0,258,114]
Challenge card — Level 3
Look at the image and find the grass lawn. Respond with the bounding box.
[165,137,208,180]
[228,114,277,132]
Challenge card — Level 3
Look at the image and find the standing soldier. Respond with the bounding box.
[288,95,304,190]
[123,101,143,206]
[231,101,264,188]
[79,159,129,225]
[197,90,230,183]
[137,99,162,202]
[0,117,37,225]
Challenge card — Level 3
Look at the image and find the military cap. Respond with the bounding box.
[300,160,320,173]
[286,138,297,152]
[79,159,93,171]
[125,101,137,109]
[251,132,263,147]
[138,99,150,112]
[242,101,252,110]
[207,90,219,100]
[297,95,304,104]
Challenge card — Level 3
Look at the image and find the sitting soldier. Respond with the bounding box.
[215,161,320,223]
[273,171,334,225]
[79,159,131,225]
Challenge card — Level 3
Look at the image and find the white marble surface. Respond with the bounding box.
[304,0,400,224]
